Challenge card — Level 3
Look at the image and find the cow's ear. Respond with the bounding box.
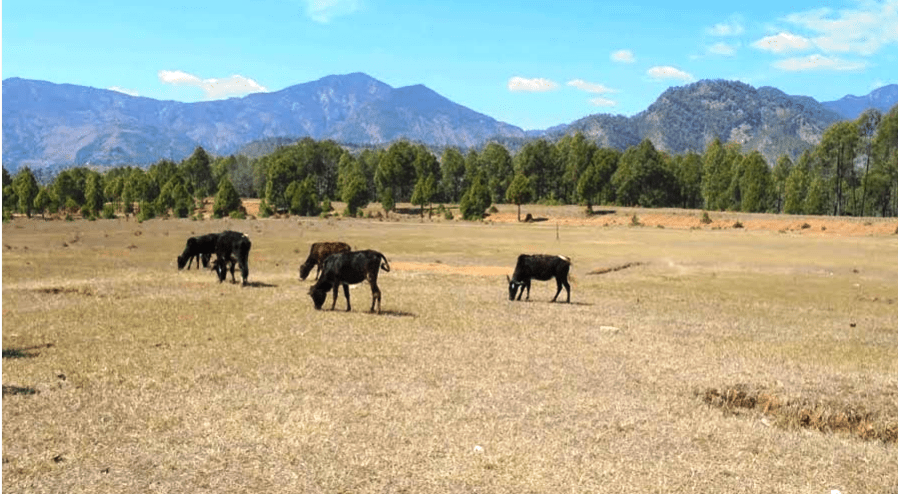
[506,275,511,283]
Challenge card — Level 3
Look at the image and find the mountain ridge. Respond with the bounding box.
[3,74,896,172]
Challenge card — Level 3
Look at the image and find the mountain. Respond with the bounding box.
[1,73,525,171]
[821,84,898,119]
[554,79,844,164]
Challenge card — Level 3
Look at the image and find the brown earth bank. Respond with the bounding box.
[206,199,898,237]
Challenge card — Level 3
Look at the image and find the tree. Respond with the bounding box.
[514,139,560,201]
[459,173,492,220]
[33,187,52,218]
[771,155,793,213]
[13,167,39,217]
[505,172,533,221]
[84,172,105,216]
[341,167,369,216]
[612,139,677,207]
[701,138,730,211]
[804,175,829,215]
[557,133,596,202]
[181,146,216,199]
[213,177,243,218]
[817,121,859,216]
[481,142,515,203]
[783,154,810,215]
[289,177,321,216]
[856,109,882,216]
[410,173,437,217]
[440,148,466,202]
[375,141,417,208]
[671,152,703,209]
[738,151,772,213]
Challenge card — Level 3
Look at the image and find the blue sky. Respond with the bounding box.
[3,0,898,130]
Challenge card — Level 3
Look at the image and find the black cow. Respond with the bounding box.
[177,233,220,270]
[308,250,390,313]
[298,241,352,280]
[507,254,571,303]
[212,231,252,285]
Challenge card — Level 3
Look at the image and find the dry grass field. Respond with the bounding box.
[3,204,898,493]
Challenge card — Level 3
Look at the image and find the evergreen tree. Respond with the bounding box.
[13,167,39,217]
[341,167,369,216]
[738,151,772,213]
[440,148,466,202]
[459,173,492,220]
[289,176,320,216]
[481,142,515,203]
[505,172,533,221]
[33,187,52,218]
[84,172,105,216]
[771,155,793,213]
[213,176,243,218]
[181,146,216,199]
[612,139,677,207]
[410,173,437,217]
[701,138,730,211]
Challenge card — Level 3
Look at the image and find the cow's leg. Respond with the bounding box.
[516,280,525,301]
[369,281,381,314]
[562,277,571,303]
[229,261,237,284]
[342,283,351,311]
[524,280,531,301]
[315,264,321,280]
[329,284,339,310]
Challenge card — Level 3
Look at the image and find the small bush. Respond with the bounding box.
[733,221,744,228]
[64,214,74,222]
[102,204,116,219]
[444,209,454,220]
[3,210,12,223]
[700,211,712,224]
[321,198,332,213]
[488,205,499,214]
[800,223,811,229]
[630,214,641,226]
[259,200,274,218]
[229,210,246,220]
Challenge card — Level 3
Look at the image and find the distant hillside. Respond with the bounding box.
[554,80,844,164]
[1,73,525,171]
[821,84,898,119]
[4,74,893,172]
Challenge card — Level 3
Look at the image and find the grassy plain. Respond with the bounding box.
[3,205,898,493]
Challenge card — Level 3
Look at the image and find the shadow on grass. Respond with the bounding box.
[2,385,38,396]
[587,209,616,216]
[3,344,54,359]
[242,281,278,288]
[373,309,417,318]
[522,214,548,223]
[512,300,592,306]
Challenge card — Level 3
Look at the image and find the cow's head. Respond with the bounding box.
[177,255,188,270]
[298,261,314,281]
[213,259,228,282]
[309,286,327,310]
[507,275,522,301]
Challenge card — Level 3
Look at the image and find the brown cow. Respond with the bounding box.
[299,241,351,280]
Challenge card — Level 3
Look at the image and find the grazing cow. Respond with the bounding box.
[308,250,390,313]
[507,254,571,303]
[177,233,220,270]
[298,241,352,280]
[212,231,252,285]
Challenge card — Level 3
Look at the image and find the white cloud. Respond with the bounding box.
[772,54,868,72]
[751,32,813,53]
[589,97,617,107]
[647,66,695,82]
[781,2,898,56]
[707,16,745,36]
[158,70,268,99]
[567,79,617,94]
[304,0,361,23]
[507,76,559,92]
[708,42,737,56]
[108,86,139,97]
[611,49,635,63]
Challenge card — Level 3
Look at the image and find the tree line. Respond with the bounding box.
[3,106,897,221]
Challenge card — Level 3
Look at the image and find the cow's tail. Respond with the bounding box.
[379,253,391,272]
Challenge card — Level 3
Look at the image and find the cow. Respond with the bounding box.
[177,233,220,270]
[211,231,252,285]
[308,250,390,314]
[298,241,352,281]
[507,254,572,303]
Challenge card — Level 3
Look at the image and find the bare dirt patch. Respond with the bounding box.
[392,261,509,277]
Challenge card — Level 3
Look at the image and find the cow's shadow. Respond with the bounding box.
[372,309,416,318]
[513,300,593,306]
[241,281,278,288]
[3,343,53,359]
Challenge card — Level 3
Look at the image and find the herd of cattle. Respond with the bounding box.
[177,231,572,313]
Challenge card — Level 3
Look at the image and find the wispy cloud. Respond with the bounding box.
[751,32,813,53]
[707,42,738,56]
[108,86,139,97]
[507,76,559,92]
[304,0,361,23]
[610,49,635,63]
[707,16,745,36]
[589,97,617,107]
[779,2,898,56]
[567,79,617,94]
[772,54,867,72]
[158,70,268,99]
[647,66,695,82]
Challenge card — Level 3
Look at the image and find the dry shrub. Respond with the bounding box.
[701,385,897,444]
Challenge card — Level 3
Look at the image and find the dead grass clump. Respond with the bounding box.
[37,286,95,296]
[700,211,712,224]
[701,385,897,444]
[801,223,811,229]
[733,221,744,229]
